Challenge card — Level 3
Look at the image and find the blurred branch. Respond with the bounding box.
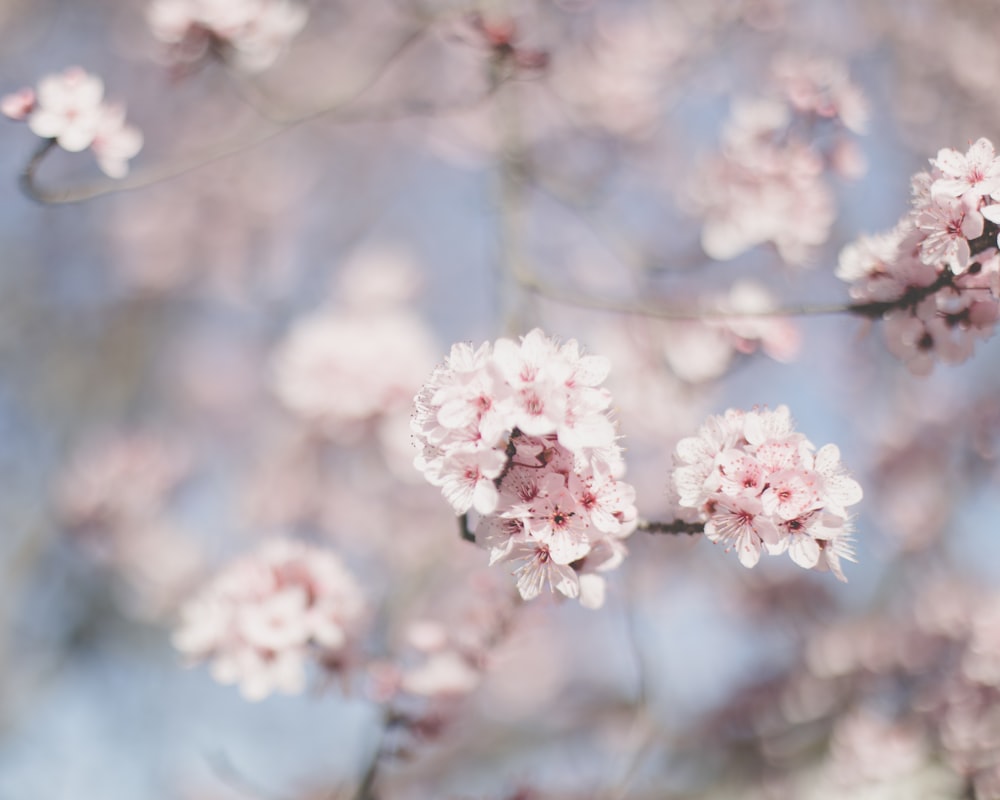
[512,257,972,321]
[20,24,472,205]
[637,520,705,535]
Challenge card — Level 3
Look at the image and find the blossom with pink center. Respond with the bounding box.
[713,449,767,496]
[760,468,821,520]
[438,448,507,515]
[413,330,636,607]
[916,195,983,273]
[931,138,1000,201]
[672,405,862,578]
[27,67,105,152]
[523,476,592,565]
[507,541,581,602]
[173,538,365,700]
[3,68,142,178]
[704,494,778,568]
[571,466,638,535]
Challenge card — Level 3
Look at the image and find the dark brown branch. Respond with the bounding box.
[459,514,476,543]
[637,519,705,535]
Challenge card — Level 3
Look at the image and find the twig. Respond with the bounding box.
[459,513,476,543]
[20,26,437,204]
[637,519,704,535]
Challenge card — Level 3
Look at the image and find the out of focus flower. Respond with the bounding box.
[173,538,365,700]
[57,432,190,533]
[412,329,637,607]
[693,98,837,266]
[691,52,866,267]
[273,311,437,437]
[2,67,142,177]
[148,0,307,72]
[672,405,862,579]
[771,53,869,134]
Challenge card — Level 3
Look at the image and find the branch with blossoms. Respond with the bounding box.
[3,9,527,205]
[416,330,864,607]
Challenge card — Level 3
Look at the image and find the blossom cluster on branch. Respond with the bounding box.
[1,67,142,178]
[671,405,862,580]
[411,329,637,608]
[839,137,1000,373]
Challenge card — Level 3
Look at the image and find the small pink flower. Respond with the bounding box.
[27,67,104,152]
[4,67,142,178]
[916,195,983,273]
[931,138,1000,201]
[173,538,365,700]
[0,87,35,120]
[705,494,779,568]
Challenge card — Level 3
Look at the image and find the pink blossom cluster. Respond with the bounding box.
[838,138,1000,374]
[2,68,142,178]
[173,538,365,700]
[672,405,862,580]
[692,54,866,266]
[272,309,437,437]
[412,329,637,608]
[148,0,307,72]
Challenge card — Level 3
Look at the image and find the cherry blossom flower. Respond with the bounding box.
[148,0,307,72]
[173,538,365,700]
[2,67,142,177]
[672,406,862,579]
[931,137,1000,201]
[413,329,637,607]
[90,102,144,179]
[25,68,105,152]
[691,53,867,267]
[272,308,437,438]
[770,53,869,134]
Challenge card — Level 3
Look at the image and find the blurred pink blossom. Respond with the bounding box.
[2,67,142,176]
[173,538,365,700]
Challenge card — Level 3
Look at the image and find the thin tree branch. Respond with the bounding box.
[20,25,452,205]
[637,519,705,535]
[459,514,476,543]
[514,253,967,322]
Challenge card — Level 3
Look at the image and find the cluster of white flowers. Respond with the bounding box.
[672,405,862,580]
[838,137,1000,374]
[693,54,866,267]
[173,538,364,700]
[272,310,436,436]
[412,329,637,608]
[1,68,142,178]
[148,0,307,72]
